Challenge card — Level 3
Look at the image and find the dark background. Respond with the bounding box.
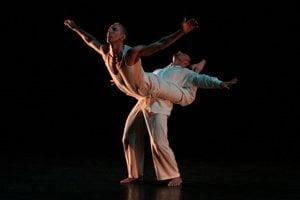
[1,2,299,161]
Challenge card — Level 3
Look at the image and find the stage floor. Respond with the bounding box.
[2,156,300,199]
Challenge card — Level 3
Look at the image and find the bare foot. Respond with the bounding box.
[167,177,183,187]
[120,177,143,185]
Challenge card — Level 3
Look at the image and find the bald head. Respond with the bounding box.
[172,51,191,68]
[115,23,128,39]
[106,22,128,44]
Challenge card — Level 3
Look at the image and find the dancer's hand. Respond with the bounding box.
[110,79,115,86]
[64,19,79,30]
[182,18,199,34]
[221,78,238,90]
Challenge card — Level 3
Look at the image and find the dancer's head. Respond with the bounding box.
[172,51,191,68]
[106,22,128,44]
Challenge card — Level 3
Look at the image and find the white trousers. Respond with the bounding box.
[143,73,194,106]
[122,101,180,180]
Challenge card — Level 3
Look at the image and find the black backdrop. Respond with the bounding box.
[1,2,299,161]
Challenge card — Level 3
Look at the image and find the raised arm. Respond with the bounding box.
[64,19,104,56]
[126,18,199,66]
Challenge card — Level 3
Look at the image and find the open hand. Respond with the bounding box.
[182,18,199,34]
[64,19,79,30]
[221,78,238,90]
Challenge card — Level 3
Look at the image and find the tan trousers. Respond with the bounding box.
[122,101,180,180]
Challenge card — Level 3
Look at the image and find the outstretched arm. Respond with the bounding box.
[64,19,104,55]
[189,60,238,90]
[126,18,199,66]
[190,72,238,90]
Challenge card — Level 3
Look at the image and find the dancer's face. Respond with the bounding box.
[172,51,191,68]
[106,23,127,44]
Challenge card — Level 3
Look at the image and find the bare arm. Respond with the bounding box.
[126,18,199,66]
[64,19,104,56]
[137,30,185,57]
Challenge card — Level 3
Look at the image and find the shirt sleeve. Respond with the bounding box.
[189,72,223,89]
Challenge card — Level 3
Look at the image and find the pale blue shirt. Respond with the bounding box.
[149,64,223,115]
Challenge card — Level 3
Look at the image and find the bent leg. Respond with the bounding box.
[145,73,194,106]
[121,61,193,106]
